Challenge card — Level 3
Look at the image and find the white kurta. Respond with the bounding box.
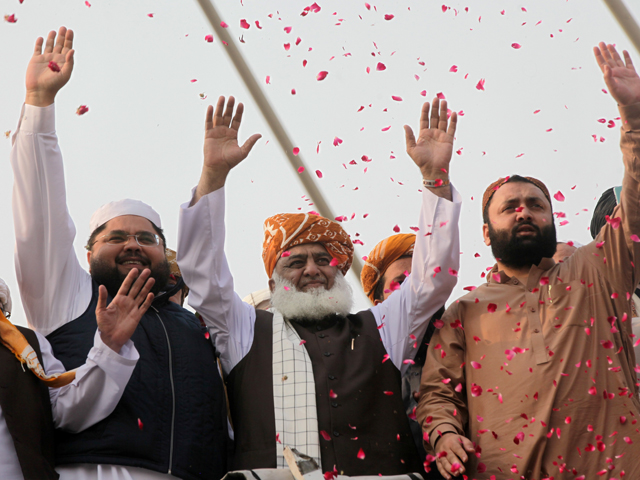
[10,103,173,480]
[177,184,461,378]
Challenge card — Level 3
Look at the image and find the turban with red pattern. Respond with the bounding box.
[262,213,354,279]
[482,175,551,218]
[361,233,415,303]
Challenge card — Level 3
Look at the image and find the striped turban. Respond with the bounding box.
[361,233,415,303]
[262,213,354,279]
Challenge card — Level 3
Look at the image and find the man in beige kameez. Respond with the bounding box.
[417,43,640,479]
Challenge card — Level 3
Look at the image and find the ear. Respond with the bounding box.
[268,278,275,293]
[482,223,491,246]
[86,250,92,271]
[373,298,382,306]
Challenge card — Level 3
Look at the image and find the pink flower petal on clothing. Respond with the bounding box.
[471,361,482,369]
[320,430,331,441]
[487,303,497,313]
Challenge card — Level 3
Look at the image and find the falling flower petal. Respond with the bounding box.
[476,78,485,91]
[357,448,366,459]
[138,418,144,430]
[384,14,394,20]
[240,19,250,29]
[393,225,400,233]
[76,105,89,115]
[284,26,292,33]
[449,65,458,73]
[329,258,339,266]
[317,71,329,81]
[320,430,331,441]
[205,34,214,42]
[376,62,386,71]
[553,191,565,202]
[220,21,229,28]
[293,147,300,155]
[471,361,482,369]
[436,92,446,99]
[391,95,403,101]
[487,303,497,313]
[315,170,323,178]
[511,43,522,49]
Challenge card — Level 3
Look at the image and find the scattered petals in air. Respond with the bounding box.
[601,339,614,349]
[384,14,394,20]
[471,361,482,369]
[284,43,290,51]
[393,225,400,233]
[220,21,229,28]
[291,89,296,95]
[391,95,403,101]
[448,268,458,277]
[553,191,565,202]
[376,62,386,71]
[605,215,621,229]
[442,5,450,13]
[383,391,394,395]
[329,258,339,267]
[147,13,154,18]
[487,303,497,313]
[333,137,343,146]
[48,61,61,73]
[449,65,458,73]
[191,79,198,83]
[297,166,304,173]
[317,71,329,81]
[284,26,292,33]
[85,1,91,6]
[357,448,366,459]
[240,19,250,29]
[329,389,338,398]
[300,3,321,16]
[403,358,415,365]
[299,340,306,345]
[76,105,89,116]
[205,35,213,43]
[436,92,446,99]
[476,78,485,91]
[381,126,391,132]
[511,43,522,49]
[631,234,640,243]
[137,418,144,430]
[293,147,300,156]
[315,170,323,178]
[320,430,331,441]
[420,90,427,97]
[255,21,262,29]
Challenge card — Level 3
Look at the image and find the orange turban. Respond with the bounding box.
[361,233,415,303]
[262,213,354,279]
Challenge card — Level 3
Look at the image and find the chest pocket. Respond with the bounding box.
[547,280,600,328]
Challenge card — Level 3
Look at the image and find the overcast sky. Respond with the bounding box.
[2,0,640,326]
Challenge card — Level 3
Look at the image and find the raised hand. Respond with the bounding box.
[404,98,457,180]
[435,433,475,479]
[594,43,640,107]
[96,268,155,354]
[25,27,75,107]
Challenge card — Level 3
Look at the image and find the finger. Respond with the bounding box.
[593,46,606,73]
[139,292,155,315]
[213,96,225,125]
[429,98,440,130]
[222,95,236,127]
[62,49,74,75]
[607,43,624,67]
[436,459,452,480]
[450,441,469,463]
[623,50,635,70]
[419,102,431,132]
[438,455,455,476]
[97,285,108,312]
[117,268,139,297]
[240,133,262,157]
[128,268,151,299]
[461,436,476,452]
[134,275,155,304]
[438,99,449,131]
[205,104,214,131]
[230,102,244,132]
[44,30,57,54]
[33,36,44,56]
[404,125,416,151]
[53,26,67,54]
[62,28,74,55]
[447,111,458,137]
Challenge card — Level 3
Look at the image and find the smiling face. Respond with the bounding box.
[87,215,170,296]
[482,181,557,269]
[375,256,412,305]
[268,243,338,293]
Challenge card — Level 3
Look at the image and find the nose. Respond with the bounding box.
[303,258,321,277]
[123,236,141,250]
[516,206,532,222]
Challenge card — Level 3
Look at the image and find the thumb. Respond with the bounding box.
[404,125,416,151]
[240,133,262,157]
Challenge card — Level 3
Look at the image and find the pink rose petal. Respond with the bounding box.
[316,71,329,81]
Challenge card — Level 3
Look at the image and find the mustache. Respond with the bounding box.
[512,221,542,236]
[115,252,150,265]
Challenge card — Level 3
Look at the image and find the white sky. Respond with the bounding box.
[1,0,640,327]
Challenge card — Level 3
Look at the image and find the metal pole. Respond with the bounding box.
[602,0,640,55]
[194,0,364,280]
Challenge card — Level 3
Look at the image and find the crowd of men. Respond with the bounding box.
[3,25,640,480]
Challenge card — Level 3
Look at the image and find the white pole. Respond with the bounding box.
[602,0,640,55]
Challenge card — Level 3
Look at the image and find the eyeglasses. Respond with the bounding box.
[93,232,161,248]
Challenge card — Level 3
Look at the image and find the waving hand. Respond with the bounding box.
[594,43,640,106]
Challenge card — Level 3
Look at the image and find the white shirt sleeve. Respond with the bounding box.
[177,187,256,376]
[10,103,93,335]
[370,186,462,374]
[38,330,139,433]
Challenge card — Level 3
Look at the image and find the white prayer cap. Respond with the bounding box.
[89,199,162,233]
[243,288,271,307]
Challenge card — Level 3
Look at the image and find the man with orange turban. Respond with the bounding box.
[178,95,461,475]
[417,44,640,479]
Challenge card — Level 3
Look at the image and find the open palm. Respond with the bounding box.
[594,43,640,106]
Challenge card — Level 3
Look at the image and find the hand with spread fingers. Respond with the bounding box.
[404,98,457,200]
[96,268,155,354]
[435,432,475,479]
[194,96,262,201]
[25,26,75,107]
[594,42,640,107]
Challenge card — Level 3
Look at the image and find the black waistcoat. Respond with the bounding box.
[226,309,423,475]
[46,282,228,480]
[0,327,59,480]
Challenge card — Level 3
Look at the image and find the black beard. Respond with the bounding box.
[488,220,557,270]
[90,255,171,298]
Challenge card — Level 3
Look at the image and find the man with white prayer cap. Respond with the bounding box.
[11,28,229,479]
[177,94,461,474]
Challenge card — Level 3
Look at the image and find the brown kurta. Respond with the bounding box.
[417,103,640,479]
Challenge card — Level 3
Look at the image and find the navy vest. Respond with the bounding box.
[47,282,228,480]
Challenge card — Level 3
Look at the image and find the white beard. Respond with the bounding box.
[270,272,354,322]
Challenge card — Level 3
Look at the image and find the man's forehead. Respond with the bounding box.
[285,243,330,256]
[103,215,155,231]
[492,182,549,206]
